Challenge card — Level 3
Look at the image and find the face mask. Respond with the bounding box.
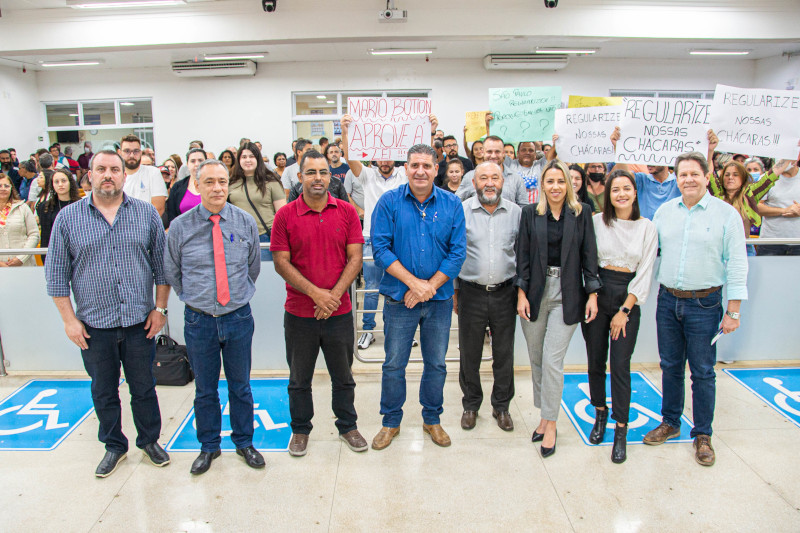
[588,172,605,183]
[750,172,761,181]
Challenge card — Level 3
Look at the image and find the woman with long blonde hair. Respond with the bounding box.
[516,159,601,458]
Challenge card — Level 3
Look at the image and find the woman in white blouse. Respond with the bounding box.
[581,169,657,464]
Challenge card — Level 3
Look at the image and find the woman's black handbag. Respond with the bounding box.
[153,320,194,386]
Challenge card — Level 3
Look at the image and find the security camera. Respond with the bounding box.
[544,0,557,7]
[262,0,276,12]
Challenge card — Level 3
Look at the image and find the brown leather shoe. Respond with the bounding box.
[288,433,309,457]
[422,423,451,447]
[694,435,715,466]
[492,409,514,431]
[643,422,680,445]
[339,429,368,453]
[371,426,400,450]
[461,410,477,430]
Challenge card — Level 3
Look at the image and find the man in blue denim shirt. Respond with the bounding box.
[164,159,264,476]
[370,144,467,450]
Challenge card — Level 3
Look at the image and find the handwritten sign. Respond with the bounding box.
[465,111,489,144]
[616,97,710,166]
[488,86,561,145]
[710,84,800,159]
[554,106,622,163]
[568,95,623,108]
[347,97,431,160]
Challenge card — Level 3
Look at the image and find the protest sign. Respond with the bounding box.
[554,105,622,163]
[616,97,710,165]
[568,95,623,108]
[488,86,561,145]
[465,111,489,144]
[347,96,431,160]
[711,84,800,160]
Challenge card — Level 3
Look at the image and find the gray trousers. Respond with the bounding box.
[519,276,578,421]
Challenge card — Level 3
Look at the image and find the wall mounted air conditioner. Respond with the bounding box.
[171,60,257,78]
[483,54,569,71]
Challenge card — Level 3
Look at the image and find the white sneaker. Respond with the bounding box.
[358,332,375,350]
[412,338,419,347]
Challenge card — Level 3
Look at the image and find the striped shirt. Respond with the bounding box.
[45,194,168,329]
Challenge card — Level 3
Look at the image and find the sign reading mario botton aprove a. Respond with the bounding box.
[0,380,96,451]
[711,84,800,160]
[616,97,711,166]
[347,97,431,161]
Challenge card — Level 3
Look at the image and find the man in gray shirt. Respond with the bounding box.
[455,162,522,432]
[457,136,529,206]
[164,159,265,475]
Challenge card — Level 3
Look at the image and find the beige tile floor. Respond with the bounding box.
[1,360,799,532]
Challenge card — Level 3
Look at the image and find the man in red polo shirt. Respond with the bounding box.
[271,150,366,457]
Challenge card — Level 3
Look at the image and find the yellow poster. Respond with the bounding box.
[568,96,623,108]
[465,110,489,144]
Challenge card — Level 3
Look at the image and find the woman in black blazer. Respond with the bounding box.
[516,159,601,458]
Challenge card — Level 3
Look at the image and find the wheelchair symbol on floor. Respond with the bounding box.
[191,402,289,436]
[763,377,800,417]
[573,382,661,430]
[0,389,69,436]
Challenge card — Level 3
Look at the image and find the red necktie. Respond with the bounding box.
[210,214,231,306]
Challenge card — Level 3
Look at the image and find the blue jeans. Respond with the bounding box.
[380,297,452,427]
[81,322,161,453]
[362,240,383,331]
[655,287,722,437]
[260,232,272,262]
[184,304,255,452]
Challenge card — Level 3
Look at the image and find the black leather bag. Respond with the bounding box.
[153,333,194,386]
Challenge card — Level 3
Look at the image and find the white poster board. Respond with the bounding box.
[554,106,622,163]
[711,84,800,159]
[616,97,711,166]
[347,97,431,160]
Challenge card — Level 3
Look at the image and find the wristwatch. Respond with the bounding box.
[155,307,168,317]
[619,306,631,315]
[726,310,740,320]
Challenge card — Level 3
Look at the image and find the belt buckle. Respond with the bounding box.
[485,283,496,292]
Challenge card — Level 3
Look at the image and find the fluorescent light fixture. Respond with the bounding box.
[369,48,435,56]
[535,48,597,55]
[203,53,266,61]
[316,95,327,99]
[690,50,750,56]
[120,102,135,106]
[67,0,186,8]
[69,114,80,117]
[40,60,103,67]
[326,100,335,104]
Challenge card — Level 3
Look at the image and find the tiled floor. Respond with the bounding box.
[1,362,799,532]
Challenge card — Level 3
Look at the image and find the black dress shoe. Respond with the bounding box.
[492,409,514,432]
[611,424,627,464]
[143,442,170,467]
[190,450,221,475]
[95,450,127,478]
[540,430,557,458]
[531,431,544,442]
[236,446,265,469]
[589,408,609,445]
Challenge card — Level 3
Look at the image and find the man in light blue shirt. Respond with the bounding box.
[644,151,747,468]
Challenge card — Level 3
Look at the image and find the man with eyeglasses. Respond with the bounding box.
[435,135,474,187]
[118,134,168,215]
[271,150,367,457]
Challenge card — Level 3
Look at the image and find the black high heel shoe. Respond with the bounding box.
[611,424,627,464]
[589,408,609,445]
[540,429,557,458]
[531,430,544,442]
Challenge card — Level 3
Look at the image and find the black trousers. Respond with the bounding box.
[580,269,641,424]
[457,281,516,411]
[284,311,357,435]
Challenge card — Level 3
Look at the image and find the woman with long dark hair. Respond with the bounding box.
[165,148,206,227]
[568,164,596,213]
[219,150,236,174]
[580,169,657,464]
[36,168,80,253]
[229,142,286,260]
[516,159,601,458]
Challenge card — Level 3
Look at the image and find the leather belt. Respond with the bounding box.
[664,285,722,299]
[546,266,561,278]
[459,278,514,292]
[185,304,224,318]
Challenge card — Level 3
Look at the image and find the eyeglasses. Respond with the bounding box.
[444,143,458,149]
[120,149,141,156]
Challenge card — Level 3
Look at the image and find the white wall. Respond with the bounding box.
[0,65,45,158]
[755,55,800,90]
[34,56,756,159]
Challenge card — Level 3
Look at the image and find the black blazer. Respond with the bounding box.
[515,202,601,325]
[165,176,191,228]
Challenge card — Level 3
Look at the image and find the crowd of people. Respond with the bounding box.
[0,110,797,478]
